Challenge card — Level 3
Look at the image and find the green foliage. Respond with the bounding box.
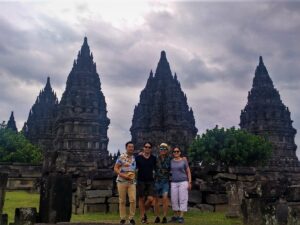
[0,128,42,164]
[189,126,272,167]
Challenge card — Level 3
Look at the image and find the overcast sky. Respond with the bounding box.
[0,1,300,157]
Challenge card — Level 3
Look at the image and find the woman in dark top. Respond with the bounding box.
[170,147,192,224]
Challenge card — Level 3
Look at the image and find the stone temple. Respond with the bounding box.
[240,56,299,167]
[6,111,18,133]
[52,37,110,174]
[23,77,58,153]
[130,51,198,154]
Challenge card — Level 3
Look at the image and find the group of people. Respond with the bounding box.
[114,141,192,225]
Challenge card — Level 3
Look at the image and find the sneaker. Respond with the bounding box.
[169,216,178,223]
[141,214,148,224]
[120,219,126,225]
[177,217,184,223]
[154,216,160,223]
[162,217,167,223]
[129,219,136,225]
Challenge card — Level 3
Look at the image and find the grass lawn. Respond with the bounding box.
[4,191,242,225]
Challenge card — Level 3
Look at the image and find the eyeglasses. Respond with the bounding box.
[144,146,151,149]
[173,151,180,153]
[160,147,167,151]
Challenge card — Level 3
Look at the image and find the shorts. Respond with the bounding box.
[137,181,155,198]
[155,180,169,197]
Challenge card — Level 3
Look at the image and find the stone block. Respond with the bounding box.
[107,197,119,204]
[0,173,8,215]
[14,208,37,225]
[108,204,119,213]
[215,204,228,212]
[287,185,300,202]
[237,175,255,182]
[91,180,113,190]
[213,173,237,180]
[196,204,214,212]
[86,190,112,198]
[0,214,8,225]
[206,194,228,205]
[39,174,72,223]
[188,190,202,204]
[228,167,256,175]
[84,204,107,213]
[85,198,106,204]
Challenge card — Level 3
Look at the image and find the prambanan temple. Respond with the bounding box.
[130,51,198,153]
[2,37,300,223]
[4,38,299,171]
[240,57,299,167]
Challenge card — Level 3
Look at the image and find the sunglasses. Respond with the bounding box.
[144,146,151,149]
[173,151,180,153]
[160,147,167,151]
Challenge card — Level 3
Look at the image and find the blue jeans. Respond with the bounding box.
[155,180,169,197]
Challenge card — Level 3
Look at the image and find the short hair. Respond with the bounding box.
[143,141,153,147]
[125,141,134,148]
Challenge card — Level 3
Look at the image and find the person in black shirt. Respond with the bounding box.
[136,142,157,224]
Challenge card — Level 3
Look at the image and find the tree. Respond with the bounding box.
[0,127,42,164]
[188,126,272,167]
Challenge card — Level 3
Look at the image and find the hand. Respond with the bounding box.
[119,173,131,180]
[188,182,192,190]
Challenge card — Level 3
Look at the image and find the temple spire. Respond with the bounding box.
[155,50,172,79]
[7,111,18,132]
[240,56,298,167]
[74,36,94,71]
[253,55,273,88]
[44,77,51,91]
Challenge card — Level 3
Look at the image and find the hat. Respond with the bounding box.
[159,143,169,149]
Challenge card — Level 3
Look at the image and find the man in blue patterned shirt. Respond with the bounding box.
[154,143,172,224]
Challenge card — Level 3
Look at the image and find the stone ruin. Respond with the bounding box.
[0,173,8,225]
[130,51,197,154]
[2,43,300,225]
[191,165,300,225]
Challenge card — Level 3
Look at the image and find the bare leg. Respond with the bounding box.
[154,197,160,217]
[162,195,169,217]
[145,196,154,211]
[139,196,145,219]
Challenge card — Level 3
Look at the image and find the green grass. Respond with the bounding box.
[4,191,242,225]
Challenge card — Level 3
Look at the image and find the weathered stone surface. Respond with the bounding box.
[241,198,263,225]
[215,204,228,212]
[225,182,244,218]
[0,173,8,215]
[188,190,202,204]
[39,174,72,223]
[237,175,255,182]
[240,56,299,167]
[287,185,300,202]
[84,198,106,204]
[53,37,110,174]
[213,173,237,180]
[84,204,107,213]
[91,180,113,190]
[85,190,112,198]
[14,208,37,225]
[0,214,8,225]
[130,51,197,154]
[22,77,58,153]
[228,167,256,175]
[107,197,119,204]
[205,194,228,205]
[196,204,214,212]
[108,204,119,213]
